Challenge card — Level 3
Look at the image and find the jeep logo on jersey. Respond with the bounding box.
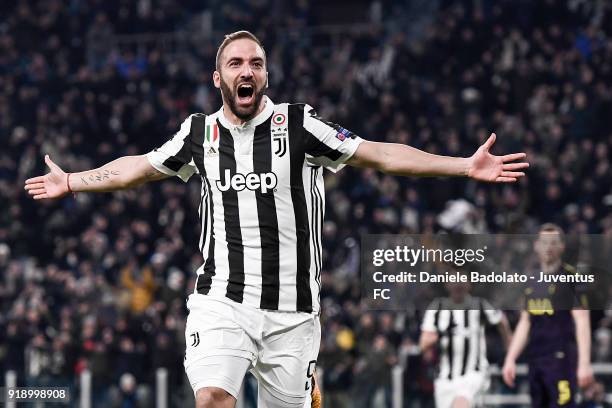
[216,169,278,193]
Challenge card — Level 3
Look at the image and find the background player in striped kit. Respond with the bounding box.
[420,277,512,408]
[25,30,528,407]
[502,224,594,407]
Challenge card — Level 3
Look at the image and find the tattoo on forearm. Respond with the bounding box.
[86,169,120,184]
[81,177,89,185]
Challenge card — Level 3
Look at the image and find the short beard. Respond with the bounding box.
[220,77,265,121]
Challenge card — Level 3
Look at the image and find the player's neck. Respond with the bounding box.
[540,259,561,274]
[222,97,267,126]
[449,295,469,305]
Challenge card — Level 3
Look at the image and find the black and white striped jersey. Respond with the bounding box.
[146,96,363,313]
[421,297,503,380]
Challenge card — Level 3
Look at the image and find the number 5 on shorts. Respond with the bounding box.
[305,360,317,390]
[557,380,571,405]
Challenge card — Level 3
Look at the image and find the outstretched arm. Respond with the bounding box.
[348,133,528,182]
[24,154,167,200]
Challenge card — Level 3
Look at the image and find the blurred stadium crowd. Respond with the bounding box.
[1,0,611,407]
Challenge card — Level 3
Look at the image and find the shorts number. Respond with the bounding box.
[557,380,571,405]
[305,360,317,391]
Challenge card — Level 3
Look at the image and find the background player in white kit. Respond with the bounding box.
[420,278,512,408]
[25,31,528,407]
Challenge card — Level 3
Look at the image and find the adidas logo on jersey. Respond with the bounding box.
[206,146,218,157]
[216,169,278,193]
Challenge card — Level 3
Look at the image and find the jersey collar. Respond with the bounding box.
[217,95,274,130]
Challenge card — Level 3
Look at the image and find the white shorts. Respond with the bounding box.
[434,371,489,408]
[184,294,321,407]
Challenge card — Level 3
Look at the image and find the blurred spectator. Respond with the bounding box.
[120,263,156,314]
[580,381,607,408]
[354,334,398,408]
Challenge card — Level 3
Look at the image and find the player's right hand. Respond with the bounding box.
[577,363,595,388]
[24,155,69,200]
[502,359,516,387]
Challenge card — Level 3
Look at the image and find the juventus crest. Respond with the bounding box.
[190,331,200,347]
[271,112,288,157]
[272,128,288,157]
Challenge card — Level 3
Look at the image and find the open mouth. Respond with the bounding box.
[236,83,255,104]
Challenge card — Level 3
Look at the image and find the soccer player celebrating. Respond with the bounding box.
[420,278,512,408]
[502,224,594,407]
[25,31,528,408]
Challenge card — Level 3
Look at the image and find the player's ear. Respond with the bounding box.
[213,70,221,89]
[265,71,269,88]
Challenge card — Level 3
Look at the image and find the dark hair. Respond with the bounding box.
[215,30,266,71]
[538,223,565,241]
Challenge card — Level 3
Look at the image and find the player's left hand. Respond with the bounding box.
[577,363,595,388]
[467,133,529,183]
